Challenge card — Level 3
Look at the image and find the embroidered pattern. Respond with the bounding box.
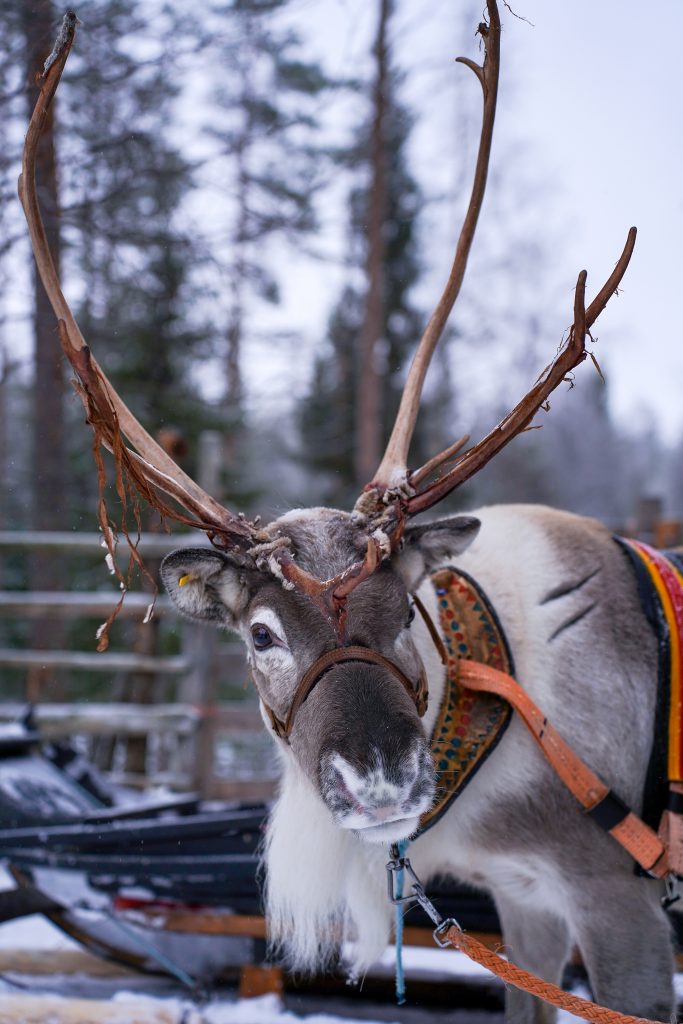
[418,567,514,835]
[620,539,683,783]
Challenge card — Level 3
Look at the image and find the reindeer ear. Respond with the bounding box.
[161,548,249,630]
[392,516,480,590]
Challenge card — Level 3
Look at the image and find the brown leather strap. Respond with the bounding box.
[658,782,683,877]
[261,591,450,744]
[264,646,429,743]
[412,592,448,666]
[459,660,669,878]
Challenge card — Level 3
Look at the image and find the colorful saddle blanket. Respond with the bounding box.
[418,566,514,836]
[617,539,683,833]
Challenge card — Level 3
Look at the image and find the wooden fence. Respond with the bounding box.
[0,531,278,801]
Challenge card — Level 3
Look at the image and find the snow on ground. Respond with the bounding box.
[0,866,494,1022]
[0,869,680,1023]
[121,993,394,1024]
[0,989,398,1024]
[0,910,80,953]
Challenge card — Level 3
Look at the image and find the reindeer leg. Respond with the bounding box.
[493,893,570,1024]
[568,873,674,1020]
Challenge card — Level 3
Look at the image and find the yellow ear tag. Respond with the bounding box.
[178,574,194,587]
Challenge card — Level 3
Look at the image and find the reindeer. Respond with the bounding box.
[20,5,675,1021]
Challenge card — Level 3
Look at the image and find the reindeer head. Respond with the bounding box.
[21,5,636,843]
[160,508,479,843]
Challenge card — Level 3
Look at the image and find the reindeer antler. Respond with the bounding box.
[356,0,636,535]
[368,4,501,496]
[19,12,258,552]
[404,231,636,516]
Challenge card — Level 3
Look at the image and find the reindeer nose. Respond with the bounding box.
[320,741,435,835]
[368,802,404,823]
[330,760,412,823]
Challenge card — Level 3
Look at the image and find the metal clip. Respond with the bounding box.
[386,845,416,907]
[386,844,454,930]
[662,874,680,909]
[433,918,462,948]
[410,879,446,929]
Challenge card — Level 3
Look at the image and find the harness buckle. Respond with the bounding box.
[662,873,680,909]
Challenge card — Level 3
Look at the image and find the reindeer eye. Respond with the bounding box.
[251,624,274,650]
[406,603,416,627]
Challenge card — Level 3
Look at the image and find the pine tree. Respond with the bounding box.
[0,1,217,695]
[57,1,220,705]
[60,1,215,507]
[21,1,67,537]
[202,0,333,493]
[298,19,425,508]
[0,1,215,523]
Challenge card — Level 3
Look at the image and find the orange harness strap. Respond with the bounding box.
[458,660,670,878]
[438,924,667,1024]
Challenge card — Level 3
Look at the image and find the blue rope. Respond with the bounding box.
[394,838,409,1005]
[104,909,198,991]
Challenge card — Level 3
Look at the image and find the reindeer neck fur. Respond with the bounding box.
[263,566,447,974]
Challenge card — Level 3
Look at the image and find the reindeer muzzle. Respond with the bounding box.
[261,646,429,744]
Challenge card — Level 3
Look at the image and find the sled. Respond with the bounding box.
[0,716,265,980]
[0,715,502,984]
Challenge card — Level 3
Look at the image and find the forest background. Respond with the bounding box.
[0,0,681,699]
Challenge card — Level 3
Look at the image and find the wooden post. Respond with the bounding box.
[179,430,224,794]
[654,520,682,549]
[238,964,284,999]
[636,495,662,545]
[198,429,224,498]
[179,620,217,795]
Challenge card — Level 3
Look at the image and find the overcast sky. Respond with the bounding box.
[11,1,680,449]
[500,0,682,442]
[260,0,682,443]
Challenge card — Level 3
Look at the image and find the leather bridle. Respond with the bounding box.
[259,593,445,744]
